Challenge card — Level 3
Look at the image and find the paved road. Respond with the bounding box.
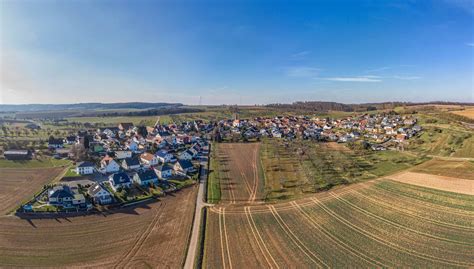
[184,146,212,269]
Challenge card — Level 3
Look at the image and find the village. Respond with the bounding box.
[2,111,422,213]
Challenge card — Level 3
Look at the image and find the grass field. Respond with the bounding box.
[0,168,64,214]
[259,140,427,201]
[202,180,474,268]
[0,186,197,268]
[411,159,474,179]
[0,158,70,168]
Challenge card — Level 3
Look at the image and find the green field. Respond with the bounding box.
[206,143,221,203]
[0,158,71,168]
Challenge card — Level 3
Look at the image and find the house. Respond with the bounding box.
[174,159,196,174]
[100,156,120,174]
[155,150,174,163]
[178,149,194,160]
[73,194,86,206]
[118,122,134,131]
[3,150,32,160]
[108,172,132,191]
[114,150,132,160]
[127,140,139,152]
[48,185,74,206]
[48,137,64,149]
[65,136,77,144]
[154,164,173,179]
[122,157,141,171]
[140,152,159,167]
[133,170,159,186]
[76,161,95,175]
[87,183,113,205]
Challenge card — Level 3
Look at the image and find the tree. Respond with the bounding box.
[70,144,87,162]
[137,126,148,137]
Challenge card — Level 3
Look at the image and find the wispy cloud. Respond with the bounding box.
[325,76,382,82]
[393,75,421,80]
[286,66,321,77]
[467,43,474,47]
[365,66,392,73]
[291,50,311,59]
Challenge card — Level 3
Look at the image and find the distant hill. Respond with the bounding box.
[0,102,183,112]
[267,101,474,112]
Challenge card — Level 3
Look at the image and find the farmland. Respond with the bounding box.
[208,143,264,204]
[0,168,64,214]
[451,107,474,119]
[259,139,427,201]
[411,159,474,180]
[202,179,474,268]
[0,186,197,268]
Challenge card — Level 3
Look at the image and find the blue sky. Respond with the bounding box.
[1,0,473,104]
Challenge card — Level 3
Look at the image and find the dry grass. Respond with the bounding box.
[451,108,474,119]
[411,159,474,179]
[387,171,474,195]
[0,168,63,214]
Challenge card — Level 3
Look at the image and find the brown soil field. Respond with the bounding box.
[0,168,64,214]
[411,159,474,179]
[452,108,474,119]
[202,180,474,268]
[387,171,474,195]
[216,143,264,204]
[0,186,197,268]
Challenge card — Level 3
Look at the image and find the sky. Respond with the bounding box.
[1,0,473,105]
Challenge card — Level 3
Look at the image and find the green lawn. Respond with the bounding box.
[206,143,221,204]
[0,158,71,168]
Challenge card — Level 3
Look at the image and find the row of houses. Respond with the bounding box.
[215,113,422,150]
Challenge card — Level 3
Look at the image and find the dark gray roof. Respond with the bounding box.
[156,164,173,172]
[88,182,109,196]
[110,172,131,185]
[124,157,140,166]
[177,159,193,170]
[135,170,158,181]
[77,161,95,168]
[49,185,74,199]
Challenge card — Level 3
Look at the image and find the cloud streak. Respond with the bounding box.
[325,76,382,82]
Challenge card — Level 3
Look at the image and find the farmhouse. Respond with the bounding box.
[174,159,196,174]
[76,161,95,175]
[154,164,173,179]
[87,183,113,205]
[133,170,159,186]
[3,150,32,160]
[109,172,132,191]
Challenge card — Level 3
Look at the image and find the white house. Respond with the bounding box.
[115,150,132,160]
[122,157,141,171]
[87,183,113,205]
[174,159,196,174]
[140,152,159,167]
[155,150,174,163]
[154,165,173,179]
[100,156,120,174]
[76,161,95,175]
[133,170,158,186]
[178,149,194,160]
[127,140,139,152]
[108,172,132,191]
